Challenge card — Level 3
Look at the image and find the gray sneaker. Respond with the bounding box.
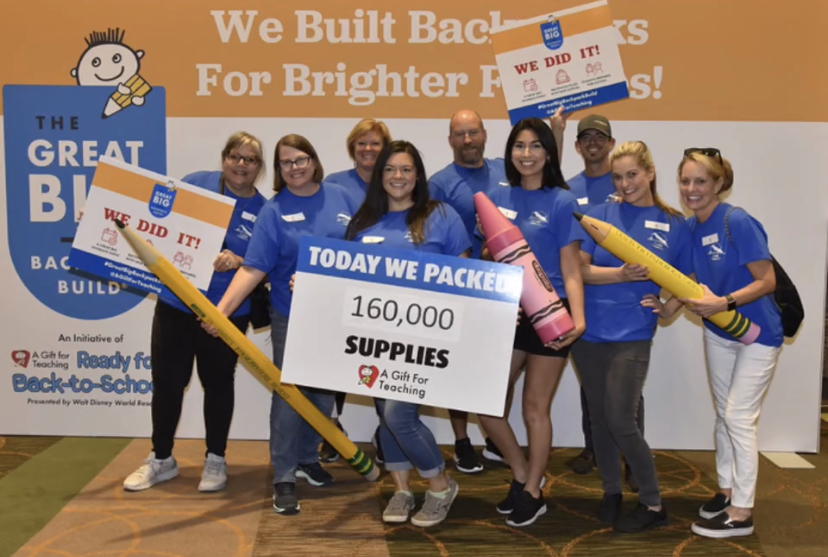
[383,491,415,523]
[123,452,178,491]
[411,477,459,527]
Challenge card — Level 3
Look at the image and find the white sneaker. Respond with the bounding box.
[199,453,228,492]
[123,452,178,491]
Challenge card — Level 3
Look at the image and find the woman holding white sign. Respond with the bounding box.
[345,140,471,528]
[477,117,585,528]
[123,131,267,494]
[205,134,359,516]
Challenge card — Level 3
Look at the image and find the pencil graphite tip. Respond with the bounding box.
[572,212,584,221]
[113,219,125,229]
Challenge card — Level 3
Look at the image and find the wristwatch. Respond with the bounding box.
[725,294,737,311]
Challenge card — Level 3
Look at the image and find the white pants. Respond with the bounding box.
[703,329,780,508]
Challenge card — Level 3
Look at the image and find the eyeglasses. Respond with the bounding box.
[684,148,723,164]
[226,152,260,166]
[279,156,312,171]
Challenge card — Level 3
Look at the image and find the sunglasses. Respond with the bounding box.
[684,147,723,164]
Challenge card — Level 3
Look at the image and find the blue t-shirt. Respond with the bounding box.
[580,203,693,343]
[243,183,358,317]
[567,170,616,213]
[484,184,581,296]
[352,203,471,256]
[325,168,369,206]
[162,171,266,316]
[428,158,507,258]
[688,203,783,347]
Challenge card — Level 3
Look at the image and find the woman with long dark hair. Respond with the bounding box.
[346,140,471,528]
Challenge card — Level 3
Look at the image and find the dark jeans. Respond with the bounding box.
[150,302,249,459]
[580,382,645,453]
[571,340,661,507]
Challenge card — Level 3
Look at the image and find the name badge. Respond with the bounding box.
[497,181,510,187]
[282,212,306,223]
[577,197,589,205]
[497,207,517,220]
[645,220,669,232]
[361,236,384,244]
[702,233,719,246]
[241,211,257,222]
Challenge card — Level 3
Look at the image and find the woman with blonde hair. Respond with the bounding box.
[571,140,692,532]
[670,148,782,538]
[326,118,392,203]
[123,131,267,494]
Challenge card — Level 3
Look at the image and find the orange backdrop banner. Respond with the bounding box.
[0,0,826,121]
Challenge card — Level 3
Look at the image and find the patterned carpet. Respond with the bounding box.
[1,422,826,557]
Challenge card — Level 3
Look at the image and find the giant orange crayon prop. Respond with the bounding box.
[474,192,575,342]
[574,212,761,344]
[113,219,379,482]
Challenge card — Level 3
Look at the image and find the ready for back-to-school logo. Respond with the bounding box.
[2,27,167,320]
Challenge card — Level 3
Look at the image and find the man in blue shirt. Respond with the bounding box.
[427,110,508,473]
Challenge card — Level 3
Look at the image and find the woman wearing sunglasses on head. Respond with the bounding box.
[345,140,470,528]
[123,132,267,494]
[649,148,782,539]
[204,134,359,517]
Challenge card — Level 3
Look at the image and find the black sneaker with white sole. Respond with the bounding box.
[506,490,547,527]
[496,479,525,514]
[453,437,483,473]
[273,482,300,515]
[482,437,504,463]
[699,492,731,519]
[296,462,333,487]
[692,512,754,538]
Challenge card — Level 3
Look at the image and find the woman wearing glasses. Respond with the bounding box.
[653,148,782,538]
[345,140,470,527]
[205,134,359,516]
[572,141,691,533]
[123,132,267,494]
[476,117,585,528]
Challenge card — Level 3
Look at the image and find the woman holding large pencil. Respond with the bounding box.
[123,132,267,494]
[673,148,782,539]
[571,141,691,533]
[476,117,585,528]
[345,140,470,528]
[205,134,359,516]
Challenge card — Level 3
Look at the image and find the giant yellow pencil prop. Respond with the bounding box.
[574,213,761,345]
[113,219,379,482]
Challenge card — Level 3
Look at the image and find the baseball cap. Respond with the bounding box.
[577,115,612,138]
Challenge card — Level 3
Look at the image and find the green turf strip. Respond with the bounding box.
[0,437,130,557]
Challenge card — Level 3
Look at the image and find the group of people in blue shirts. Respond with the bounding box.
[121,109,784,542]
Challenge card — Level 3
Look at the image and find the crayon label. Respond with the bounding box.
[532,260,555,293]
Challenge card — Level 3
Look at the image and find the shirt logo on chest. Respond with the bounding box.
[235,224,253,241]
[529,211,549,226]
[648,232,668,251]
[707,243,726,261]
[337,212,351,225]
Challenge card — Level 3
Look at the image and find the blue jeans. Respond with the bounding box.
[374,398,445,478]
[269,309,334,484]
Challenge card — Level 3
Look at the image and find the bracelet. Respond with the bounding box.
[725,294,737,311]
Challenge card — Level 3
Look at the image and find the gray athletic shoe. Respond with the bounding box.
[411,477,459,527]
[383,491,416,523]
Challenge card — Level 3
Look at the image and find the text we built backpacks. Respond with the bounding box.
[724,207,804,338]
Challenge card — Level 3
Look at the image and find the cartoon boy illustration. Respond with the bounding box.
[70,28,152,118]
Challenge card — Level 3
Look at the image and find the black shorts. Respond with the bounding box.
[513,298,572,357]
